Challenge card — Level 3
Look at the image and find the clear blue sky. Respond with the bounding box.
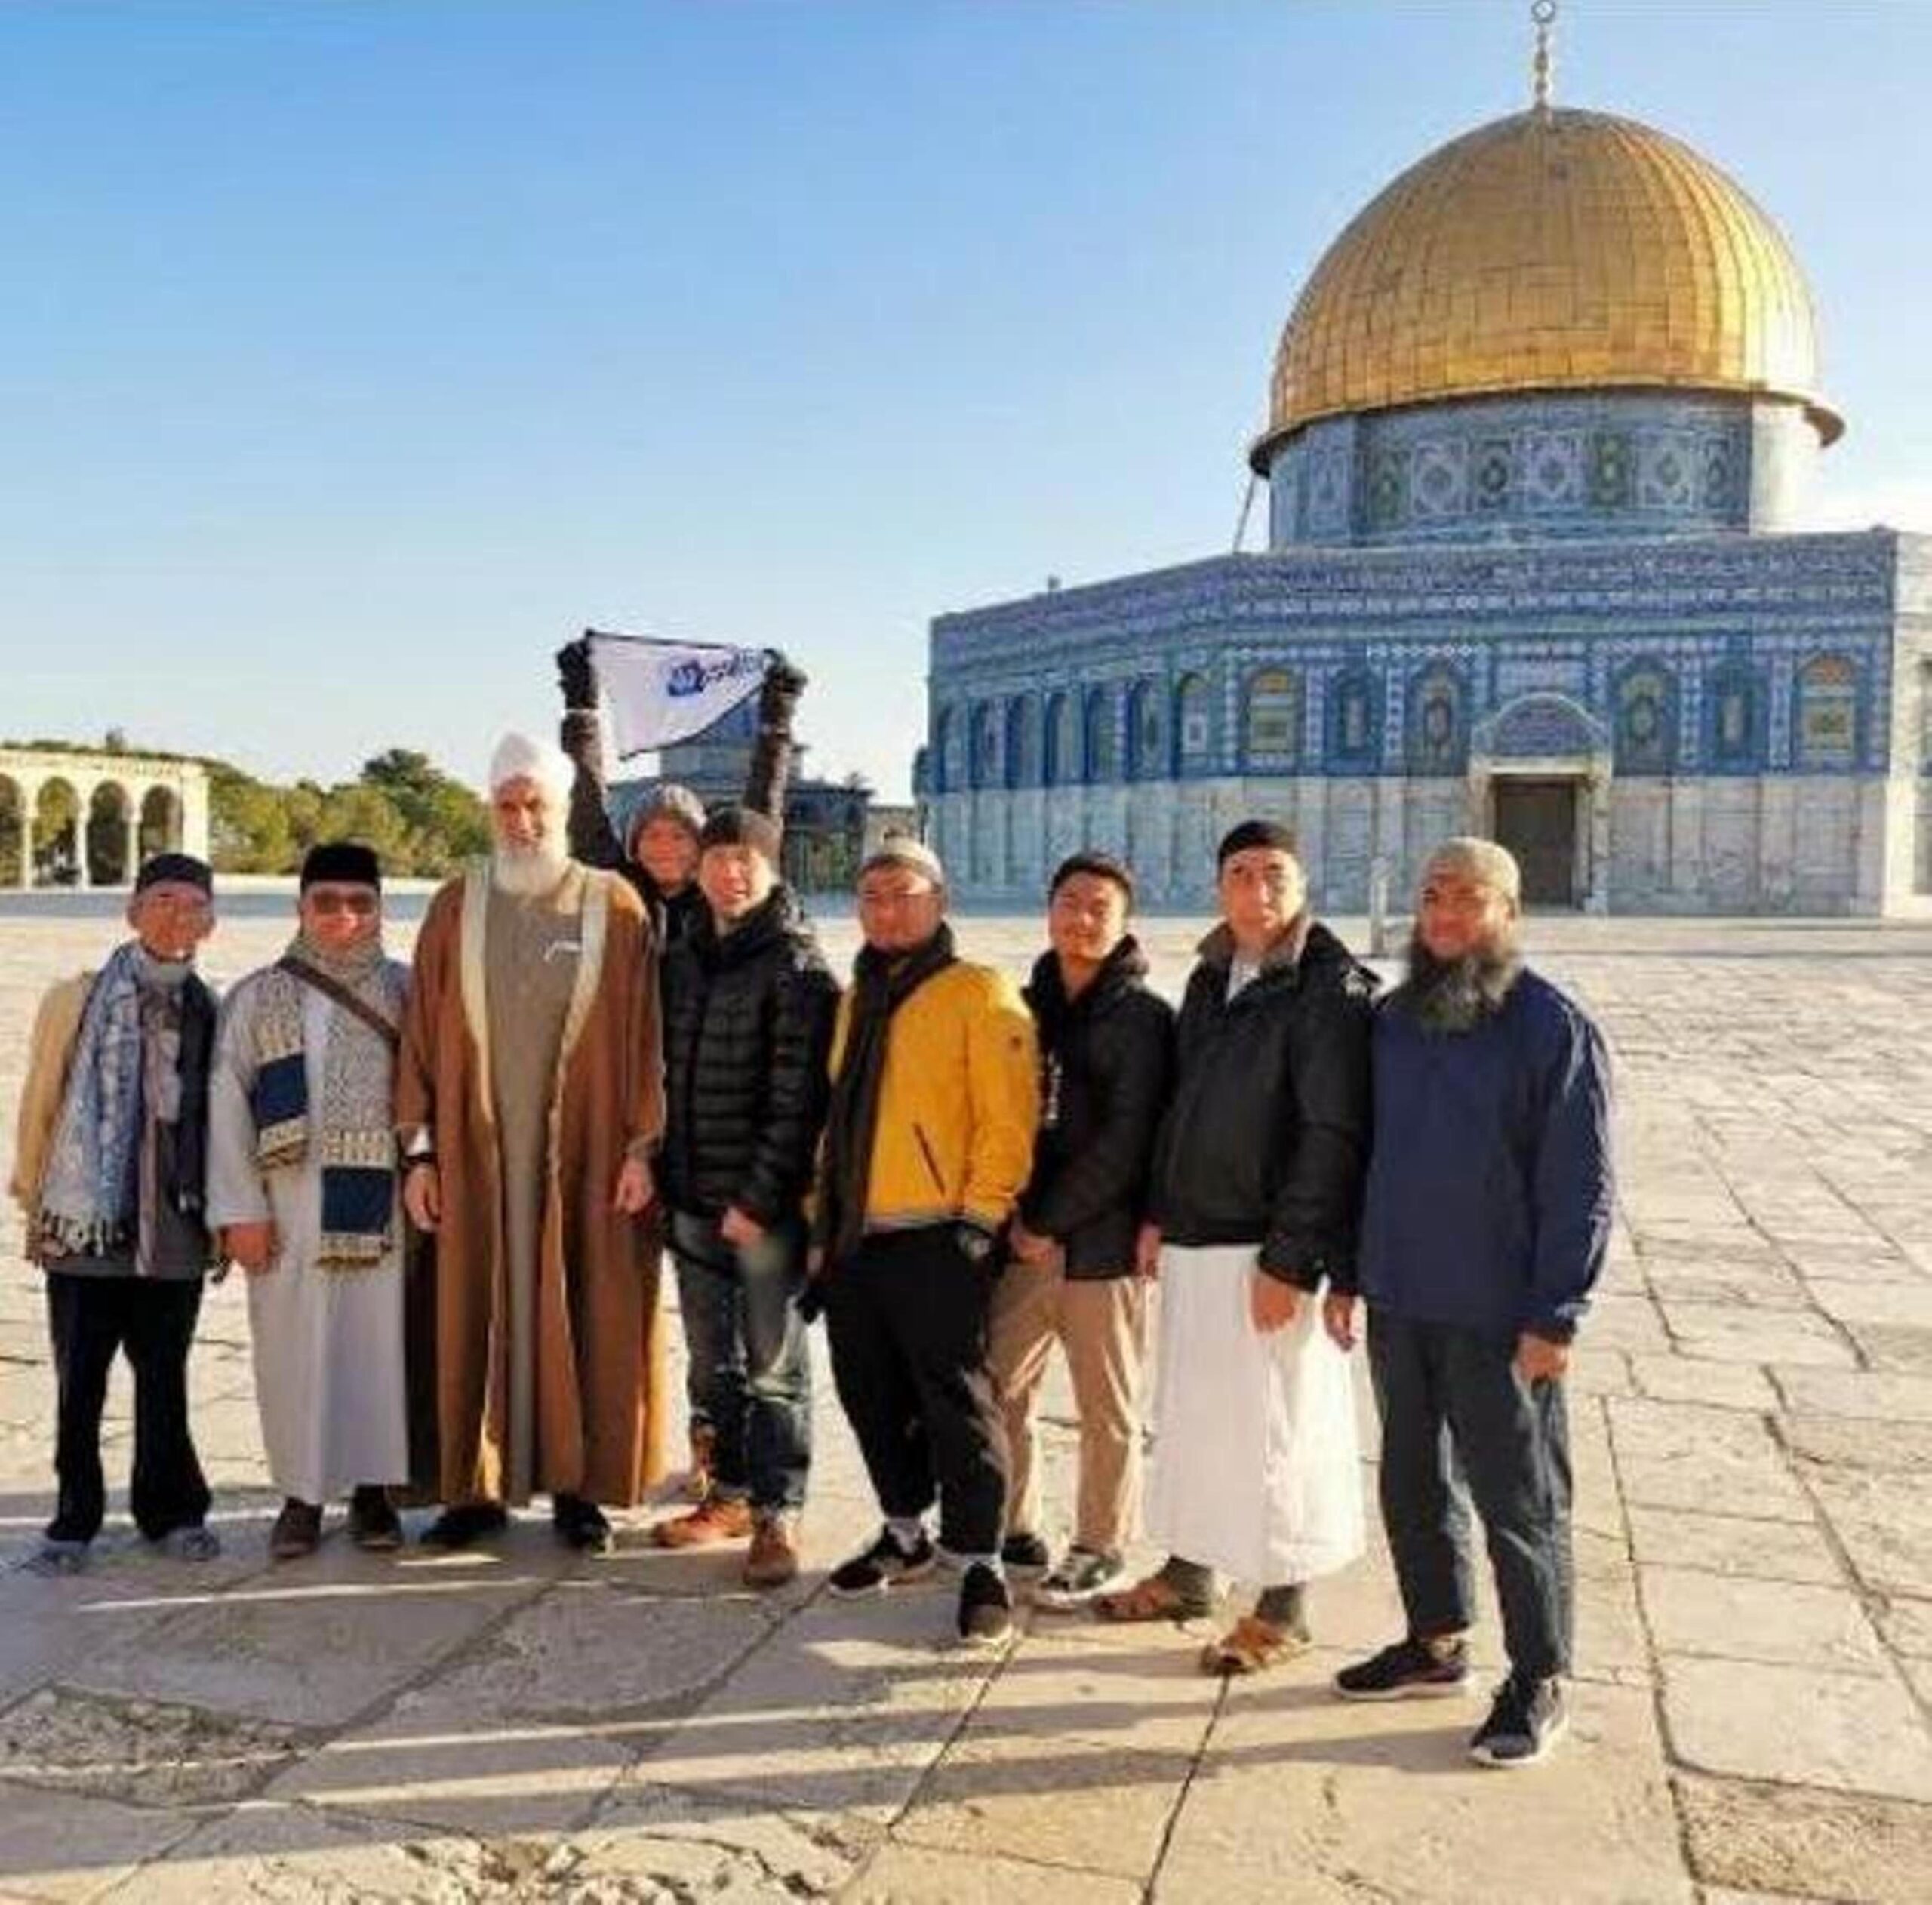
[4,2,1927,801]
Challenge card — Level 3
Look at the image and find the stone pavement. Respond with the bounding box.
[1,904,1930,1902]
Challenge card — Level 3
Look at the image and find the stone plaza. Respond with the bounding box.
[0,903,1928,1901]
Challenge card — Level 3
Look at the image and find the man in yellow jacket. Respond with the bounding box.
[811,837,1038,1645]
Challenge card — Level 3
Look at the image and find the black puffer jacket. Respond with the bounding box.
[660,887,841,1227]
[1017,937,1175,1278]
[1149,916,1377,1291]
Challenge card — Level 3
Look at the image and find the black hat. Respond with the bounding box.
[1216,820,1297,867]
[1048,851,1135,905]
[698,805,783,866]
[134,852,213,896]
[300,842,382,891]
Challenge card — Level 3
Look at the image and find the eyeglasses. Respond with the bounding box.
[305,890,380,917]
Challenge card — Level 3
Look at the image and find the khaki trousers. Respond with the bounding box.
[987,1259,1146,1556]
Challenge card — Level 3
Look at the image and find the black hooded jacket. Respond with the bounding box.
[1149,917,1377,1291]
[1016,936,1175,1279]
[659,886,841,1228]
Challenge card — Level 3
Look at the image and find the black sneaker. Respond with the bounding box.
[1333,1636,1472,1701]
[420,1503,510,1550]
[1033,1548,1128,1611]
[347,1487,403,1552]
[956,1562,1014,1645]
[269,1499,323,1561]
[999,1531,1052,1574]
[552,1493,615,1555]
[828,1526,937,1597]
[1469,1673,1567,1768]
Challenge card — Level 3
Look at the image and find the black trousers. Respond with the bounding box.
[823,1226,1008,1557]
[1367,1307,1574,1681]
[45,1274,211,1544]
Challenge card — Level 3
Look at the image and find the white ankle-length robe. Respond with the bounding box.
[208,971,411,1505]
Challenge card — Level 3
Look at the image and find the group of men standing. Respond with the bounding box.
[11,726,1611,1771]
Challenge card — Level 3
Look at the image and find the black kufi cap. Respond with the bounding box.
[300,842,382,891]
[134,851,213,896]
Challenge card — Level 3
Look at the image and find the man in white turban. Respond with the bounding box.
[395,732,667,1552]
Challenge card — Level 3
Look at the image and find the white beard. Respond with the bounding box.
[491,839,571,897]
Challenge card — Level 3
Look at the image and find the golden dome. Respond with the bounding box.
[1251,107,1840,471]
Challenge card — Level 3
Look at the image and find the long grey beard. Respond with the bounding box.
[491,839,570,897]
[1400,932,1522,1034]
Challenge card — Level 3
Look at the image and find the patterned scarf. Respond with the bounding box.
[248,932,406,1268]
[37,943,149,1258]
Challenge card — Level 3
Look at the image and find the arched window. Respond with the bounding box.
[934,708,960,793]
[1327,667,1380,768]
[1044,691,1078,787]
[1795,654,1857,768]
[1706,660,1761,771]
[1175,673,1212,774]
[1008,697,1041,789]
[1614,665,1676,774]
[1084,688,1118,783]
[1128,679,1165,780]
[1406,666,1466,774]
[1244,668,1300,771]
[971,702,1002,789]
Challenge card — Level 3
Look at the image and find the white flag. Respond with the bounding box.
[587,632,771,758]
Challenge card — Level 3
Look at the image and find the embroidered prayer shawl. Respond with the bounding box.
[248,939,407,1267]
[37,943,147,1257]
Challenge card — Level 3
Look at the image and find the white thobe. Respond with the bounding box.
[1143,1242,1364,1585]
[208,981,410,1504]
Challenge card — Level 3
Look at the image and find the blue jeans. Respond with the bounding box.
[669,1211,811,1515]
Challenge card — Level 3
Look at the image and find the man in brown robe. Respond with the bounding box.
[398,731,665,1553]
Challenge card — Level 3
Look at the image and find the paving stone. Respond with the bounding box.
[1677,1772,1932,1904]
[1779,1411,1932,1473]
[1843,1322,1932,1376]
[1807,1468,1932,1597]
[1153,1676,1690,1903]
[1657,1302,1856,1368]
[894,1731,1195,1882]
[68,1568,539,1728]
[1607,1398,1811,1522]
[1624,1506,1842,1585]
[1626,1354,1780,1411]
[0,1685,302,1808]
[629,1588,1000,1822]
[1876,1596,1932,1658]
[1662,1657,1932,1800]
[0,1783,197,1904]
[848,1845,1141,1904]
[1638,1565,1887,1673]
[1640,1261,1814,1310]
[1770,1366,1932,1423]
[1804,1279,1932,1330]
[1579,1296,1672,1357]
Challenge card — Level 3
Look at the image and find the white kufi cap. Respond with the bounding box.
[488,731,575,805]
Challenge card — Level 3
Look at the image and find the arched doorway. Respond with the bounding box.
[88,783,133,887]
[139,786,181,862]
[0,776,22,887]
[33,780,81,887]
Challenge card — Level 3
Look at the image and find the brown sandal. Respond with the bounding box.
[1200,1614,1312,1675]
[1093,1573,1199,1623]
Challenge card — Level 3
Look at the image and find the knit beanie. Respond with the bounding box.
[698,805,782,866]
[300,842,381,890]
[1216,819,1297,866]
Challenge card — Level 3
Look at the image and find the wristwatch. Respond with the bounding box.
[953,1224,995,1265]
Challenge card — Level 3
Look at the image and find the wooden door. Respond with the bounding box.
[1491,780,1577,907]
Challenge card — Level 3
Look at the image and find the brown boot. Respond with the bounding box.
[651,1495,755,1549]
[743,1513,800,1589]
[683,1423,716,1502]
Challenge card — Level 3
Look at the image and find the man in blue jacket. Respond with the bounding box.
[1325,836,1611,1768]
